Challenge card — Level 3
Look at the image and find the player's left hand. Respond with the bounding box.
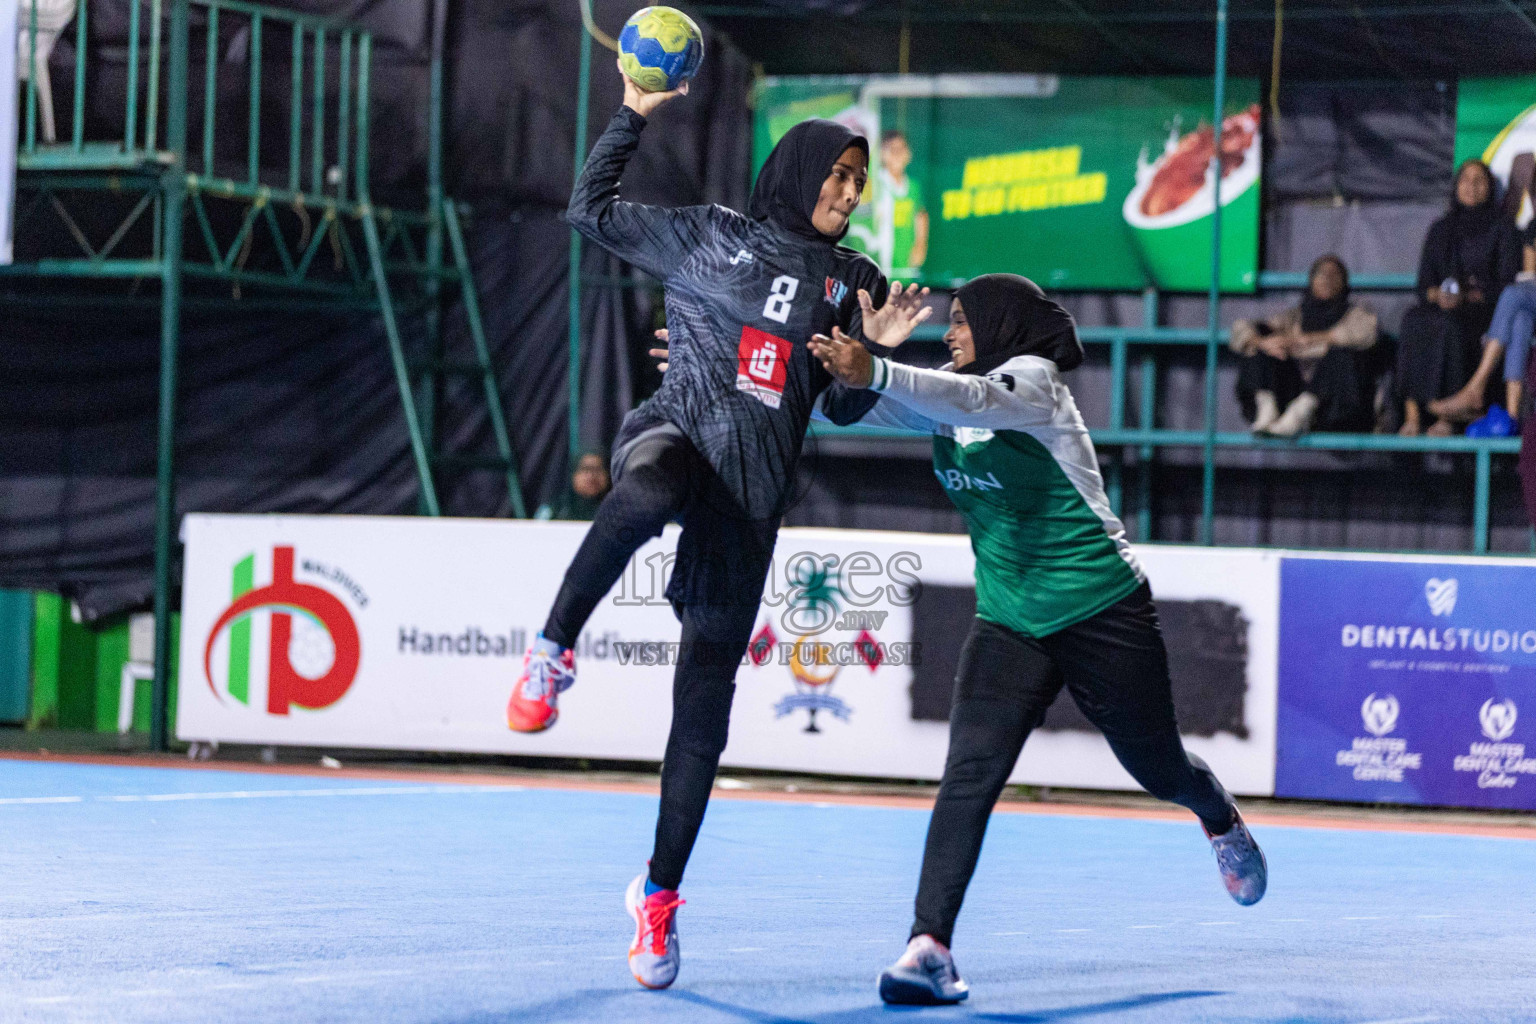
[858,281,932,349]
[808,327,875,389]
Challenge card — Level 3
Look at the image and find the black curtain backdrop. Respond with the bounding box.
[0,0,751,620]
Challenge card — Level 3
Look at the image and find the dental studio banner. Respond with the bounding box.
[753,74,1261,292]
[1276,553,1536,810]
[1455,76,1536,229]
[177,515,1278,796]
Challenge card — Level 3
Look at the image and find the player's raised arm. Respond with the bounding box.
[565,63,708,281]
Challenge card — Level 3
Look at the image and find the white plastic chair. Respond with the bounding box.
[118,612,155,734]
[16,0,78,143]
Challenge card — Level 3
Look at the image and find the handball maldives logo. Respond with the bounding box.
[203,545,362,715]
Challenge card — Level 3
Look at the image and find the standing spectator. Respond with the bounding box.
[1396,159,1522,436]
[1230,255,1379,437]
[1429,218,1536,436]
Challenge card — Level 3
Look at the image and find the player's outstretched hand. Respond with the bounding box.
[859,281,932,349]
[620,59,689,118]
[651,328,669,373]
[808,327,875,389]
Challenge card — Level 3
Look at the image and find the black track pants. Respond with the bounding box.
[540,427,767,891]
[542,429,696,650]
[910,583,1238,948]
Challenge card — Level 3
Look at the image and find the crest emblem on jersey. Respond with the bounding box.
[824,276,849,307]
[736,326,790,408]
[954,427,995,449]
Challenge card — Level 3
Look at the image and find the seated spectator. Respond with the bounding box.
[1396,159,1522,437]
[1429,217,1536,436]
[534,448,611,521]
[1230,254,1379,437]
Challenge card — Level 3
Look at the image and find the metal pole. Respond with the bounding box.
[421,0,448,511]
[151,0,191,752]
[1138,288,1157,542]
[1473,447,1491,554]
[1200,0,1227,546]
[568,18,592,467]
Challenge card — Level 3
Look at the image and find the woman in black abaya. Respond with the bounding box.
[1397,159,1521,436]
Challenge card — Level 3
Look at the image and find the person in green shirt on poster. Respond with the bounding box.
[805,274,1268,1007]
[878,130,929,279]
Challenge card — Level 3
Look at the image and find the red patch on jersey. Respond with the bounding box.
[736,325,789,408]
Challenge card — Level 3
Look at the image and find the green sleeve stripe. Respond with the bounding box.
[871,357,890,392]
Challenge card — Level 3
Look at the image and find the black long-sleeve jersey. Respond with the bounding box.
[567,108,887,522]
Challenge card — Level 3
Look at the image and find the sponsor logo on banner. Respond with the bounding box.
[1453,699,1536,790]
[1425,577,1458,617]
[1334,692,1422,783]
[1480,697,1517,741]
[203,545,362,715]
[736,325,789,408]
[752,555,885,733]
[1361,693,1399,736]
[1278,556,1536,809]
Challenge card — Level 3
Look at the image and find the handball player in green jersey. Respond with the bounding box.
[806,274,1268,1006]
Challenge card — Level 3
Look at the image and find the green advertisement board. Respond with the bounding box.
[754,74,1261,293]
[1455,77,1536,227]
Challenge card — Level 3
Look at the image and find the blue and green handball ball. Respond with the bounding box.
[618,6,704,94]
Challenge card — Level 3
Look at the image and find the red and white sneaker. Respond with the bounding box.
[505,639,576,732]
[625,872,683,989]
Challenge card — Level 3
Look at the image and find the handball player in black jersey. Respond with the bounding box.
[505,63,931,989]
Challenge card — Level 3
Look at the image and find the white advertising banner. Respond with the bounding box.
[177,515,1278,795]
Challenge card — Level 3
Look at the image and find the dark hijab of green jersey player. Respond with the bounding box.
[954,273,1084,377]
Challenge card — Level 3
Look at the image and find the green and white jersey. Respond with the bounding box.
[821,353,1144,637]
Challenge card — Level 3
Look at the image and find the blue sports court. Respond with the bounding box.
[2,757,1532,1024]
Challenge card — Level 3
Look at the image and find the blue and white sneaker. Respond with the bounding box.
[1206,808,1267,906]
[625,872,683,989]
[878,934,969,1005]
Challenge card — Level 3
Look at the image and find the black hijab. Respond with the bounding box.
[748,119,867,244]
[1299,254,1351,333]
[1431,159,1507,287]
[954,274,1083,376]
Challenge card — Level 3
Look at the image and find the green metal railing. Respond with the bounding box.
[822,294,1523,555]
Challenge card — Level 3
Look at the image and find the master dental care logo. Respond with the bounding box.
[203,546,362,715]
[1455,698,1536,790]
[1361,693,1399,737]
[1334,692,1422,783]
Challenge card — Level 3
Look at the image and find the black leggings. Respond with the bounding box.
[911,584,1237,949]
[542,428,764,891]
